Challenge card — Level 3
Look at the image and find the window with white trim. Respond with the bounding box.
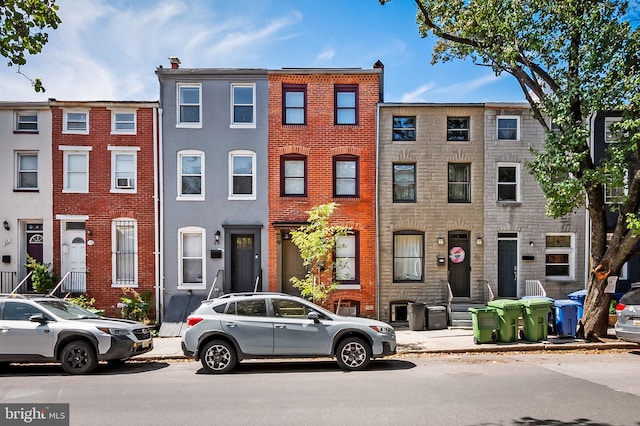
[111,110,137,134]
[229,150,256,200]
[605,170,628,204]
[15,111,38,132]
[497,116,520,141]
[177,83,201,127]
[112,219,138,287]
[109,147,139,192]
[605,117,622,143]
[178,227,206,289]
[336,233,359,285]
[177,150,204,200]
[60,146,91,193]
[545,233,575,280]
[63,110,89,134]
[231,83,256,127]
[16,152,38,190]
[497,163,520,202]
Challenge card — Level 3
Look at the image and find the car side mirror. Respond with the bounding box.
[307,311,320,323]
[29,313,49,324]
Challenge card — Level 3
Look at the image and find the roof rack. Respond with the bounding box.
[0,293,60,300]
[216,292,289,299]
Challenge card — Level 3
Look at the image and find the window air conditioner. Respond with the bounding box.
[116,177,134,189]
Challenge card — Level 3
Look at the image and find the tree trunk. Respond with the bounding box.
[580,272,612,341]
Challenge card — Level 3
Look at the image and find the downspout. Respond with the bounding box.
[375,102,381,320]
[153,106,161,323]
[585,112,597,289]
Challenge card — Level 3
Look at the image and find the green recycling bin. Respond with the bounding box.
[469,306,498,344]
[519,297,552,342]
[487,299,523,342]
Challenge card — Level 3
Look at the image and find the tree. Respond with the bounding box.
[289,203,350,305]
[1,0,61,92]
[380,0,640,340]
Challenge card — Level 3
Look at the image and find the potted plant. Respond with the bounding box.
[608,298,618,326]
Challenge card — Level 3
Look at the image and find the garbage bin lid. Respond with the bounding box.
[567,289,587,297]
[468,306,497,313]
[427,306,446,311]
[519,297,552,307]
[554,299,581,307]
[487,299,523,309]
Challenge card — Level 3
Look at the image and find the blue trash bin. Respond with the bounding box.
[554,299,580,338]
[567,290,587,320]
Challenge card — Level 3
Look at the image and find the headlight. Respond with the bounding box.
[97,327,130,336]
[369,325,394,334]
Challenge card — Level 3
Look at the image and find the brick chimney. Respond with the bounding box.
[169,57,181,69]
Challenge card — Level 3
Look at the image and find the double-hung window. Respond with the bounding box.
[392,116,416,141]
[605,170,628,205]
[111,110,137,134]
[605,117,622,143]
[448,163,471,203]
[336,233,359,285]
[60,146,91,193]
[229,150,256,200]
[497,116,520,141]
[15,112,38,132]
[112,219,138,287]
[447,117,470,141]
[497,163,520,202]
[283,84,306,125]
[231,83,256,127]
[335,85,358,125]
[334,155,359,197]
[281,154,306,196]
[16,152,38,190]
[393,232,424,282]
[545,234,575,280]
[63,110,89,134]
[109,146,139,192]
[178,150,204,200]
[178,227,206,289]
[177,83,201,127]
[393,163,416,202]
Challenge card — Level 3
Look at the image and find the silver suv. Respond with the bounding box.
[181,292,396,373]
[0,294,153,374]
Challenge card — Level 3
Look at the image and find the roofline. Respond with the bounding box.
[0,101,50,109]
[269,68,381,75]
[48,99,159,108]
[380,101,530,109]
[156,67,268,77]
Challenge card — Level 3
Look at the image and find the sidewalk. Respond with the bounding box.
[137,327,640,361]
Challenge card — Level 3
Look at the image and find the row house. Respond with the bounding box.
[377,102,587,324]
[267,64,383,318]
[50,100,158,316]
[156,60,270,334]
[0,102,53,293]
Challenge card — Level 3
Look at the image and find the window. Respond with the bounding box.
[109,147,139,192]
[178,227,206,288]
[229,299,267,317]
[607,233,628,280]
[447,117,469,141]
[111,110,136,134]
[16,152,38,190]
[60,147,91,193]
[177,83,201,126]
[605,170,628,204]
[545,234,575,280]
[178,150,204,200]
[334,84,358,125]
[63,110,89,134]
[393,163,416,202]
[336,233,359,284]
[334,155,359,197]
[393,232,424,282]
[392,116,416,141]
[3,302,43,321]
[231,83,255,127]
[605,117,622,143]
[272,298,324,319]
[497,116,520,141]
[283,84,306,125]
[112,219,138,287]
[448,163,471,203]
[334,300,360,317]
[281,154,306,196]
[497,163,519,202]
[229,150,256,200]
[15,112,38,132]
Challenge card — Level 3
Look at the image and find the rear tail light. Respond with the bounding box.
[615,303,626,311]
[187,316,204,327]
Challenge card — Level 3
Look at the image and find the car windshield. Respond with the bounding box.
[38,300,102,320]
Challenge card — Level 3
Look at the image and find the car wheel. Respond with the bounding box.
[200,340,236,374]
[61,341,98,375]
[336,337,371,371]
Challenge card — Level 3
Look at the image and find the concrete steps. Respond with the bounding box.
[449,303,484,328]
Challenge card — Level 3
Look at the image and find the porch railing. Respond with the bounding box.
[525,279,546,297]
[49,271,87,298]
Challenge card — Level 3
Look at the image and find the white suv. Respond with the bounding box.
[0,294,153,374]
[182,292,396,373]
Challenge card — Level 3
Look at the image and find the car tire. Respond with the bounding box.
[335,337,371,371]
[200,340,237,374]
[60,341,98,375]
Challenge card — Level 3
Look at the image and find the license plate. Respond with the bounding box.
[633,320,640,326]
[142,339,151,348]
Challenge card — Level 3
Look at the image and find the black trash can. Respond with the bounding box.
[408,302,425,331]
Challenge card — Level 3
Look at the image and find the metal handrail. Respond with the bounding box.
[10,271,33,294]
[486,281,495,301]
[207,269,224,300]
[48,271,71,296]
[253,276,260,292]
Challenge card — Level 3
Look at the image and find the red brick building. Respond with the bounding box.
[50,101,158,317]
[267,64,383,318]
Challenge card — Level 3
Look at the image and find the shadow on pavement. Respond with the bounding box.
[195,358,416,375]
[503,416,640,426]
[0,360,170,377]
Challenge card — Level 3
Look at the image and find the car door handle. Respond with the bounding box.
[224,323,237,328]
[274,324,286,329]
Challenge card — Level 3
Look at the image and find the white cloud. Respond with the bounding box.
[400,83,434,102]
[399,73,507,103]
[316,48,336,62]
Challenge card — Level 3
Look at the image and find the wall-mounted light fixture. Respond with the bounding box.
[215,230,221,244]
[3,221,9,231]
[476,236,483,246]
[87,229,93,236]
[437,236,445,245]
[529,241,535,247]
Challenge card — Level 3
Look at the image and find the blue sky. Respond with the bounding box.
[0,0,526,103]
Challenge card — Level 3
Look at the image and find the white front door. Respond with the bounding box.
[61,229,87,293]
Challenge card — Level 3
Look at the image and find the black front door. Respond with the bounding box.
[498,236,518,297]
[231,234,255,292]
[448,231,470,298]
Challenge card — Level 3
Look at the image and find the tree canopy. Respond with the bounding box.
[1,0,61,92]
